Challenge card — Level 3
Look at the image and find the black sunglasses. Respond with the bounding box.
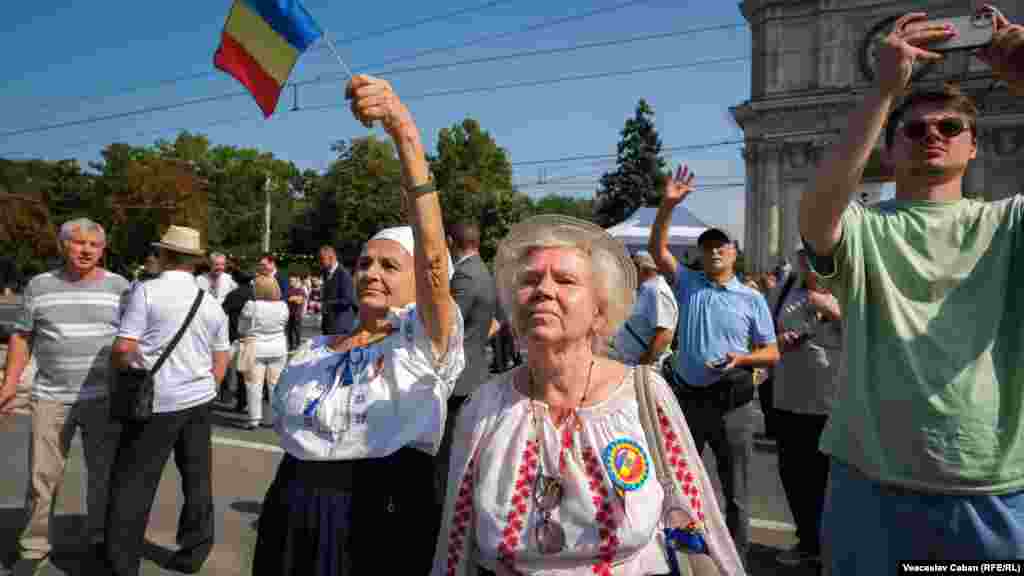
[900,118,969,141]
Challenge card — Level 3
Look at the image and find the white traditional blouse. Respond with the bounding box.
[273,303,465,460]
[433,368,745,575]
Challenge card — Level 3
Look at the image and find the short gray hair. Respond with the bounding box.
[59,218,106,244]
[497,234,631,355]
[209,252,227,264]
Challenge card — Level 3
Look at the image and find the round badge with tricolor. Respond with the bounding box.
[603,438,650,494]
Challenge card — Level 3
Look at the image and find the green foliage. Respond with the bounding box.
[299,136,406,265]
[429,118,521,262]
[1,117,604,279]
[593,99,670,227]
[532,195,595,222]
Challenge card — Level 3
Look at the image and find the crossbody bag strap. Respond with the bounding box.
[624,321,649,350]
[772,275,798,320]
[634,366,672,490]
[150,289,204,376]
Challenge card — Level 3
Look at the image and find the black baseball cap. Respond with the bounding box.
[697,227,735,247]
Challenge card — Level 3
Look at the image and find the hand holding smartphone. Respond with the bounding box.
[706,357,731,371]
[919,11,996,53]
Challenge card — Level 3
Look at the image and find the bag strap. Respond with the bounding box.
[772,274,798,320]
[623,321,649,351]
[634,366,673,493]
[151,289,204,376]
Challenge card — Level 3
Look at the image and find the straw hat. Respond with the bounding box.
[495,214,636,332]
[152,225,205,256]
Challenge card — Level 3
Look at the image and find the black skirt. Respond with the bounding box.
[253,448,441,576]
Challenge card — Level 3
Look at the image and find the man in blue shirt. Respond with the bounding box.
[650,164,780,565]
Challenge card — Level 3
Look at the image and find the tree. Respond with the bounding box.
[593,99,670,227]
[532,195,595,222]
[0,159,60,275]
[430,118,517,261]
[310,136,405,266]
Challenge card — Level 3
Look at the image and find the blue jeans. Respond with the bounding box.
[823,458,1024,574]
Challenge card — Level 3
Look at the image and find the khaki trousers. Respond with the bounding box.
[18,397,121,559]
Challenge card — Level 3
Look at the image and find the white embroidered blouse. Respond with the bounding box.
[273,304,465,460]
[433,367,745,576]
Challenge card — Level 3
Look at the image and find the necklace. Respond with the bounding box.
[529,358,596,555]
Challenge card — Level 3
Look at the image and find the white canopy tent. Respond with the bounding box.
[606,206,709,266]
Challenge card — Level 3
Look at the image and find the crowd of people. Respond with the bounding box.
[0,7,1022,576]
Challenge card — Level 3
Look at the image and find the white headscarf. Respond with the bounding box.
[370,226,455,279]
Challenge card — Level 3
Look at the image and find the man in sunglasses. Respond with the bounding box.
[799,7,1024,573]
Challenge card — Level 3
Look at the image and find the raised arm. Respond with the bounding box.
[347,75,454,356]
[799,13,950,255]
[650,165,696,279]
[977,6,1024,97]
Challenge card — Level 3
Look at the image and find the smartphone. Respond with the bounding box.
[925,13,995,53]
[706,357,730,371]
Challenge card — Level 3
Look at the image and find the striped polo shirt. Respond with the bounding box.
[14,269,130,404]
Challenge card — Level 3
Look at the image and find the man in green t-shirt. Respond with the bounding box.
[800,7,1024,572]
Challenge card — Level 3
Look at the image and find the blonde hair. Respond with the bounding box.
[254,275,281,301]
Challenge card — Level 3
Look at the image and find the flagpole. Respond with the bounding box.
[318,29,378,127]
[320,32,355,80]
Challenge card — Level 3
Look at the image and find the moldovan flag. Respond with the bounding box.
[214,0,323,117]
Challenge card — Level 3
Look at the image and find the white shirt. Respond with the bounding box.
[273,303,465,460]
[613,275,678,365]
[195,272,237,304]
[239,300,289,359]
[119,271,231,413]
[432,368,744,576]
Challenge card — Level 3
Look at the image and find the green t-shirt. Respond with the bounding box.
[810,197,1024,494]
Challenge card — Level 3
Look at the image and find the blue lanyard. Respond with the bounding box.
[303,346,366,418]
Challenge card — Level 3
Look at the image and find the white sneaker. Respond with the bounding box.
[776,546,820,567]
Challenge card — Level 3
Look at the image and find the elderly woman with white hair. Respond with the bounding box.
[432,215,744,576]
[252,75,464,575]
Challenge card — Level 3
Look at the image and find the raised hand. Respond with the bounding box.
[345,75,412,138]
[976,5,1024,93]
[876,13,955,96]
[663,164,695,208]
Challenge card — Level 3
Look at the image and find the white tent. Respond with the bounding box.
[607,206,709,264]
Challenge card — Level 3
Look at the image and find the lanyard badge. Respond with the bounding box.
[302,347,365,430]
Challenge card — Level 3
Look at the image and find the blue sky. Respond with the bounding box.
[0,0,753,241]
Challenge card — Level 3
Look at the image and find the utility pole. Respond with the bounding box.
[263,174,271,254]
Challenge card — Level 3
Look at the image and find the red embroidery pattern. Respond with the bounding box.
[496,440,539,571]
[656,406,705,524]
[581,446,617,576]
[445,457,477,576]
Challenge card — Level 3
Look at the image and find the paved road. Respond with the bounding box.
[0,314,817,575]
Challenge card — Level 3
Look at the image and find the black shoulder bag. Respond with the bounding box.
[112,289,204,422]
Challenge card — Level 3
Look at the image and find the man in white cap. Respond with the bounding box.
[105,225,230,576]
[612,250,678,368]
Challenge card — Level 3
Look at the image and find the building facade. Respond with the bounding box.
[732,0,1024,272]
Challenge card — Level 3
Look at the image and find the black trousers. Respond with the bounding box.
[104,402,214,576]
[775,409,829,554]
[286,314,301,350]
[758,376,778,439]
[435,395,469,507]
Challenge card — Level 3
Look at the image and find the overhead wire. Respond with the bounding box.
[20,0,520,112]
[13,0,650,118]
[2,21,748,140]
